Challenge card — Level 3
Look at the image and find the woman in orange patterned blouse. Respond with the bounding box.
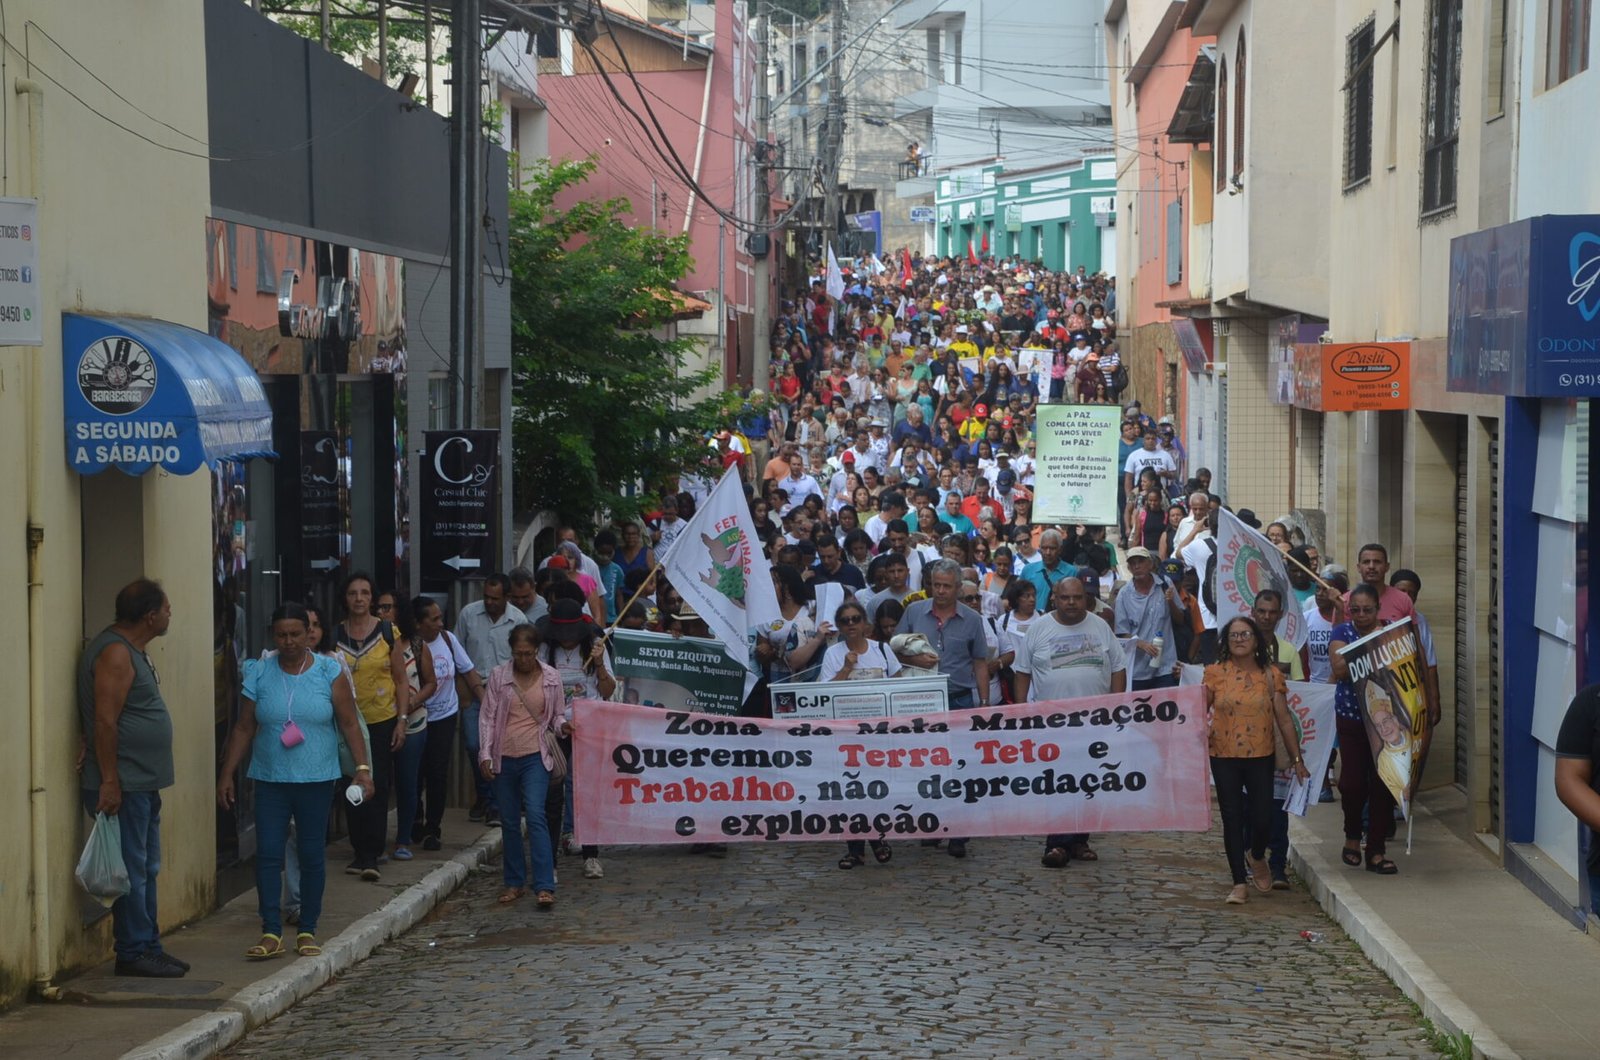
[1203,616,1309,905]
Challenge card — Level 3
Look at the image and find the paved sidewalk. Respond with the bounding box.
[1291,784,1600,1060]
[0,809,500,1060]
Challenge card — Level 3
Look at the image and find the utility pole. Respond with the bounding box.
[449,0,483,428]
[820,0,845,256]
[751,2,773,392]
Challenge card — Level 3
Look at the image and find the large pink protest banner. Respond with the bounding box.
[572,688,1212,845]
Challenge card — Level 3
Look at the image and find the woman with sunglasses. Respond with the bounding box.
[1204,616,1308,904]
[820,600,901,869]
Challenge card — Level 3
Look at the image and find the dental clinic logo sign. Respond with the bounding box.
[1448,215,1600,397]
[1568,230,1600,322]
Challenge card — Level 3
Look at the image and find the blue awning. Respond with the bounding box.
[63,314,276,475]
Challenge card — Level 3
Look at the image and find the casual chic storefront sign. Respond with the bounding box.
[419,429,498,584]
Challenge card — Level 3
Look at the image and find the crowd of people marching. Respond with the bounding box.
[674,251,1445,901]
[83,253,1450,979]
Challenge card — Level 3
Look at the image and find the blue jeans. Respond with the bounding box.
[255,780,335,937]
[462,701,498,812]
[495,754,556,892]
[81,789,163,962]
[394,725,427,847]
[1589,872,1600,917]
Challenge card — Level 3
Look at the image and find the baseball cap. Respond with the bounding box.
[974,403,989,416]
[955,324,969,334]
[841,449,856,464]
[1124,546,1154,561]
[996,469,1016,489]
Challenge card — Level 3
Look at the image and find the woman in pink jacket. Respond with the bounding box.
[478,624,569,907]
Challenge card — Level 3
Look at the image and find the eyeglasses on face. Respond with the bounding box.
[838,614,866,625]
[1227,631,1255,641]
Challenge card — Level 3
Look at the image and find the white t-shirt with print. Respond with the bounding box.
[1013,610,1125,702]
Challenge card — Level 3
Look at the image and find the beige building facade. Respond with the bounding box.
[1318,0,1511,811]
[0,0,222,1005]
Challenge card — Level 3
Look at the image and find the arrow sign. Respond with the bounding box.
[308,557,340,571]
[420,430,500,586]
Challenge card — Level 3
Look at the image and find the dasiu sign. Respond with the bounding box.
[1293,342,1410,411]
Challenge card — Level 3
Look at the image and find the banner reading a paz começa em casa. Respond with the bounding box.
[610,628,754,717]
[1032,404,1122,525]
[572,687,1212,845]
[1335,618,1427,818]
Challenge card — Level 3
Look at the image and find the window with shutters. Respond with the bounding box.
[1233,32,1246,183]
[1545,0,1592,89]
[1166,200,1183,285]
[1215,59,1229,193]
[1422,0,1463,216]
[1343,19,1375,190]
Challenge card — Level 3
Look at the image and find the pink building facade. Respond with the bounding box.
[541,1,758,383]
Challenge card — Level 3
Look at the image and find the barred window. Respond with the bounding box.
[1343,20,1375,189]
[1422,0,1463,215]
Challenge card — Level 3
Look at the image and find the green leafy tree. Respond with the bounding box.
[264,1,438,83]
[509,158,735,533]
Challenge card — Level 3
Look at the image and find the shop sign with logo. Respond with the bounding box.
[1293,342,1409,412]
[420,429,499,584]
[300,431,342,578]
[63,314,274,475]
[1448,214,1600,396]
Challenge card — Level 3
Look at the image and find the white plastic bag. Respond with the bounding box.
[75,812,130,906]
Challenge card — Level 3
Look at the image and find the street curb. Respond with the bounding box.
[1288,820,1519,1060]
[120,830,502,1060]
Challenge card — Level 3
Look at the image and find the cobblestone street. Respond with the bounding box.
[224,824,1439,1059]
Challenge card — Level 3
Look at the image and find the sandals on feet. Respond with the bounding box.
[1366,855,1399,875]
[837,853,865,870]
[1041,847,1070,868]
[246,933,285,960]
[535,890,556,908]
[1341,845,1363,867]
[497,887,526,904]
[1067,841,1098,862]
[295,932,322,957]
[870,841,892,864]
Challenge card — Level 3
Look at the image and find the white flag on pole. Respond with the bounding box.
[825,244,845,301]
[1214,508,1307,649]
[659,468,781,669]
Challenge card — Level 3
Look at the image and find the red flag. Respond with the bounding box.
[900,247,913,285]
[967,240,979,265]
[980,230,989,254]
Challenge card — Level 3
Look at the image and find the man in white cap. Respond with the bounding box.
[948,324,979,363]
[1113,547,1184,691]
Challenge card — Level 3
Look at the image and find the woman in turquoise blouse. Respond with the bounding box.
[218,603,372,960]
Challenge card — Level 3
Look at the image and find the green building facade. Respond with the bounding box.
[934,153,1117,274]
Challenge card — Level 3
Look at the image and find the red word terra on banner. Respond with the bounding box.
[572,688,1213,845]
